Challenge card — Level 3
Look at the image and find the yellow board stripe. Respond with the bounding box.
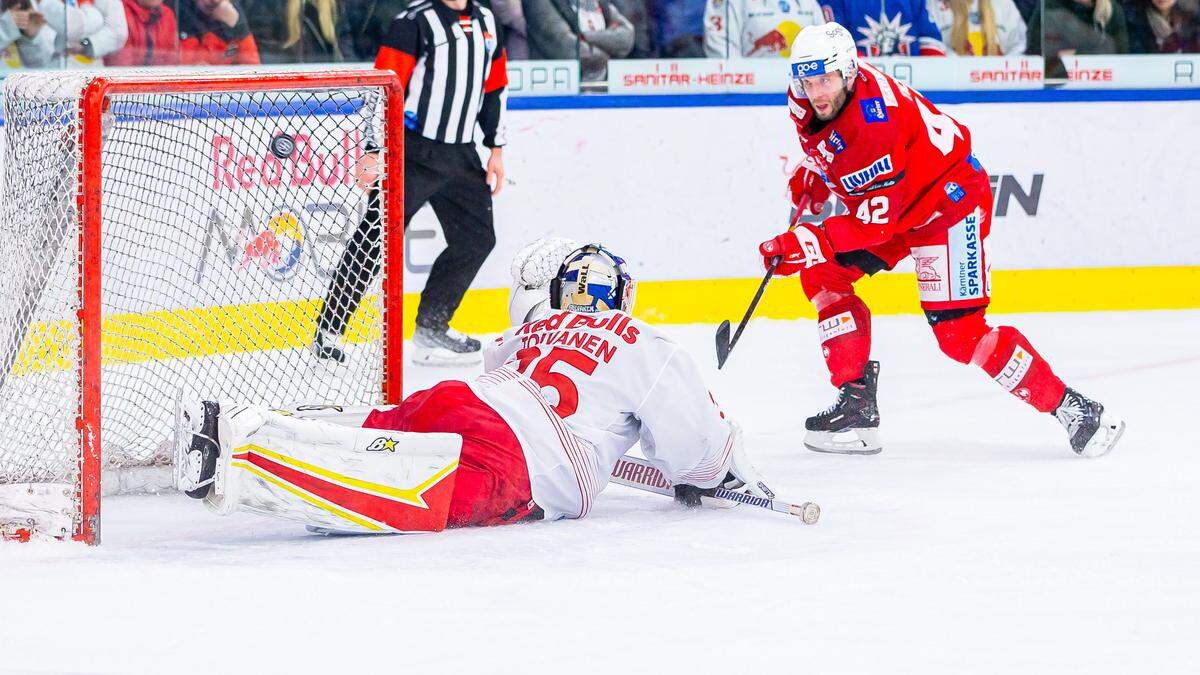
[7,266,1199,374]
[446,265,1200,333]
[230,459,385,532]
[11,296,382,375]
[236,443,457,509]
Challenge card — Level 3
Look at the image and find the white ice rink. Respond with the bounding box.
[2,310,1197,674]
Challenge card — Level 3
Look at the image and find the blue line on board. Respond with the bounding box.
[0,87,1193,127]
[509,88,1200,110]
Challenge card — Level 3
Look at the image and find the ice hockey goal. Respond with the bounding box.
[0,70,404,544]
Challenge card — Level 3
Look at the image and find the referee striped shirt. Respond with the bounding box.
[376,0,508,147]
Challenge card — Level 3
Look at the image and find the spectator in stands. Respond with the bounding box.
[526,0,634,80]
[1125,0,1200,53]
[343,0,407,60]
[612,0,652,56]
[926,0,1027,54]
[704,0,823,58]
[241,0,351,63]
[39,0,128,64]
[1012,0,1036,19]
[822,0,947,54]
[489,0,530,59]
[179,0,260,64]
[0,0,55,67]
[1044,0,1128,75]
[106,0,179,65]
[649,0,704,56]
[1024,0,1040,53]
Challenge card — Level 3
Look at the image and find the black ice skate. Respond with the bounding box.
[174,400,222,499]
[412,326,483,367]
[804,361,882,455]
[312,329,347,364]
[1054,387,1126,458]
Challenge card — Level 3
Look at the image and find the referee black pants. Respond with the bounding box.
[317,131,496,337]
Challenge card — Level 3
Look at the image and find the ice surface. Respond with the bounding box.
[2,310,1197,674]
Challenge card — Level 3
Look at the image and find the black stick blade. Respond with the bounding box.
[715,320,733,369]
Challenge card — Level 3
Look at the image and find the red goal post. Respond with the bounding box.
[0,69,405,545]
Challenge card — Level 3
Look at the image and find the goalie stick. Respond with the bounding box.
[715,194,815,369]
[609,454,821,525]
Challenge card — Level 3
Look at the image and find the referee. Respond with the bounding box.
[314,0,508,366]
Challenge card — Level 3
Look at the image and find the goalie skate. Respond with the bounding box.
[173,399,222,499]
[804,361,883,455]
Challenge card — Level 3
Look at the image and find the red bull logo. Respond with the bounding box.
[751,20,803,57]
[241,211,305,280]
[211,130,363,193]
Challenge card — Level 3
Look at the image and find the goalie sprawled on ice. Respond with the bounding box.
[175,240,772,533]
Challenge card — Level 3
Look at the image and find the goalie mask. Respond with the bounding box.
[550,244,636,315]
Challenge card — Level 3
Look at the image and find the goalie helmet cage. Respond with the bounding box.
[0,70,405,545]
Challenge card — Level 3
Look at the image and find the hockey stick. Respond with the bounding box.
[715,257,779,369]
[715,195,814,369]
[609,454,820,524]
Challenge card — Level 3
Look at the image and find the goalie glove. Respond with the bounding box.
[508,237,579,326]
[673,424,776,507]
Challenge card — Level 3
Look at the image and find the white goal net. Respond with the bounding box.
[0,70,403,543]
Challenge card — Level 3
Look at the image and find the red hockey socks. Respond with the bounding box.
[817,295,872,387]
[972,326,1067,413]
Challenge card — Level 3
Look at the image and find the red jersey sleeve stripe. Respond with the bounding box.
[484,49,508,93]
[376,46,418,90]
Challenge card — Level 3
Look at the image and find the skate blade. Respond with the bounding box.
[1081,413,1126,458]
[804,429,882,455]
[411,347,482,368]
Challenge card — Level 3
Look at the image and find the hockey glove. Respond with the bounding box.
[759,224,833,276]
[673,424,775,507]
[507,237,580,325]
[787,163,831,214]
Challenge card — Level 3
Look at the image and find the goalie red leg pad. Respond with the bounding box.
[817,295,872,387]
[365,381,538,528]
[972,325,1067,413]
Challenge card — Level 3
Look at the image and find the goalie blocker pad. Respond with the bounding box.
[203,404,462,534]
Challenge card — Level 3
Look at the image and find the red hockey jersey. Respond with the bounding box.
[788,62,984,253]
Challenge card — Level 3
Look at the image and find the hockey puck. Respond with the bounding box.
[270,133,297,159]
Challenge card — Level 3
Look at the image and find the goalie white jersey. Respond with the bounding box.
[474,310,737,521]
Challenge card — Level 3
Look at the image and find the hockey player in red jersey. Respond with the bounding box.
[176,241,774,534]
[759,22,1124,457]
